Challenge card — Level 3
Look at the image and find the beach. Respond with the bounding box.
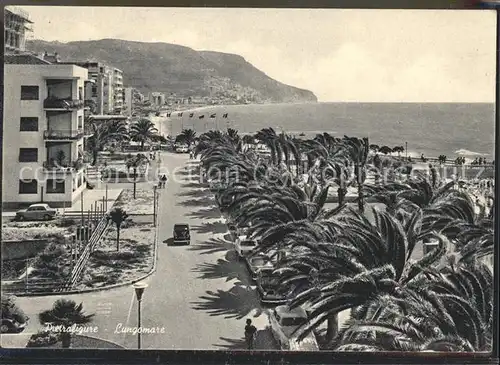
[151,102,495,162]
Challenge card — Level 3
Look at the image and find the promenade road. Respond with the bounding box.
[6,152,277,350]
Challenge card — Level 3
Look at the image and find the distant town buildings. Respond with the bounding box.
[3,54,89,209]
[112,68,124,114]
[148,92,165,107]
[4,7,33,54]
[123,87,134,116]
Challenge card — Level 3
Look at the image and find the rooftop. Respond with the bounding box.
[4,54,52,65]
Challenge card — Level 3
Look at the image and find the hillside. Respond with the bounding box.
[26,39,317,104]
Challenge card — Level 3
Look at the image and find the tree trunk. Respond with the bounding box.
[337,187,346,207]
[92,149,98,166]
[116,227,120,251]
[61,332,71,348]
[133,168,137,199]
[141,141,145,151]
[357,183,364,213]
[325,313,339,344]
[356,164,365,213]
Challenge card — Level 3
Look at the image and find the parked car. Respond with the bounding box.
[172,223,191,245]
[227,223,239,241]
[174,144,189,153]
[0,318,28,334]
[269,305,319,351]
[15,203,58,221]
[234,236,258,258]
[245,254,274,278]
[256,268,293,305]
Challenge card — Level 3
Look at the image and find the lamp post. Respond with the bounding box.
[133,282,148,349]
[153,185,157,227]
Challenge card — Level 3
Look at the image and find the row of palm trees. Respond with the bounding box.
[194,128,494,352]
[85,118,164,165]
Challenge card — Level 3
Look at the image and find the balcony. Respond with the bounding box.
[44,97,84,110]
[43,159,85,173]
[44,129,84,140]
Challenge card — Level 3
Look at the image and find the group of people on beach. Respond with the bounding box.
[470,157,492,165]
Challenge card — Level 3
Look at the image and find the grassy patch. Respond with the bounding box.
[77,216,155,289]
[113,189,155,215]
[2,218,77,241]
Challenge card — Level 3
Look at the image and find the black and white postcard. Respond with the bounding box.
[1,6,496,354]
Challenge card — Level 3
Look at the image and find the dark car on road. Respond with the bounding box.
[1,318,28,334]
[173,224,191,245]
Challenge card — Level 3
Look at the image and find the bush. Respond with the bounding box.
[57,218,76,228]
[26,330,59,347]
[32,242,71,279]
[1,295,29,324]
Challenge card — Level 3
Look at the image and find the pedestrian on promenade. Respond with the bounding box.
[244,319,257,350]
[162,174,168,188]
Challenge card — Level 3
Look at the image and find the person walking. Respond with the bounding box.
[161,174,168,188]
[244,319,257,350]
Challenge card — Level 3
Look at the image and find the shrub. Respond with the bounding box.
[57,218,76,228]
[1,295,29,324]
[26,330,60,347]
[32,242,71,279]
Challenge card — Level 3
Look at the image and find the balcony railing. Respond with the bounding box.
[44,98,84,110]
[43,159,85,172]
[44,129,84,140]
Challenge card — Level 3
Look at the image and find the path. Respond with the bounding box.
[5,152,277,350]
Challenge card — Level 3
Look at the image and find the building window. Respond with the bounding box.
[78,116,83,129]
[100,67,104,73]
[19,179,38,194]
[46,179,65,194]
[20,117,39,131]
[92,86,98,97]
[21,86,39,100]
[79,87,83,100]
[19,148,38,162]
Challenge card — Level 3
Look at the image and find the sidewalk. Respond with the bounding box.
[63,187,123,213]
[1,187,123,218]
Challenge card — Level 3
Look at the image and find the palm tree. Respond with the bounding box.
[379,145,393,155]
[282,208,449,344]
[130,119,158,151]
[38,299,94,348]
[108,207,129,251]
[85,120,128,165]
[392,146,404,157]
[333,259,493,352]
[177,129,197,148]
[126,153,149,198]
[342,136,370,213]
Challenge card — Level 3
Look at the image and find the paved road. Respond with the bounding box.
[7,152,277,350]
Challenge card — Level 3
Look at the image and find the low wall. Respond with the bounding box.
[1,239,49,261]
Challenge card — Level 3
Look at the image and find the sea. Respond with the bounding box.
[151,102,496,161]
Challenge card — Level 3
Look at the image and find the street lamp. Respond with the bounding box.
[133,282,148,349]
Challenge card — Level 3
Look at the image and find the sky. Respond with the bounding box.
[15,6,497,102]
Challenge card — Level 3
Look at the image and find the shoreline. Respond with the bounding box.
[146,103,494,163]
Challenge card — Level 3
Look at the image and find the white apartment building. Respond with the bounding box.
[58,61,107,115]
[102,66,114,114]
[3,54,89,209]
[4,7,33,54]
[112,68,124,114]
[123,87,134,117]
